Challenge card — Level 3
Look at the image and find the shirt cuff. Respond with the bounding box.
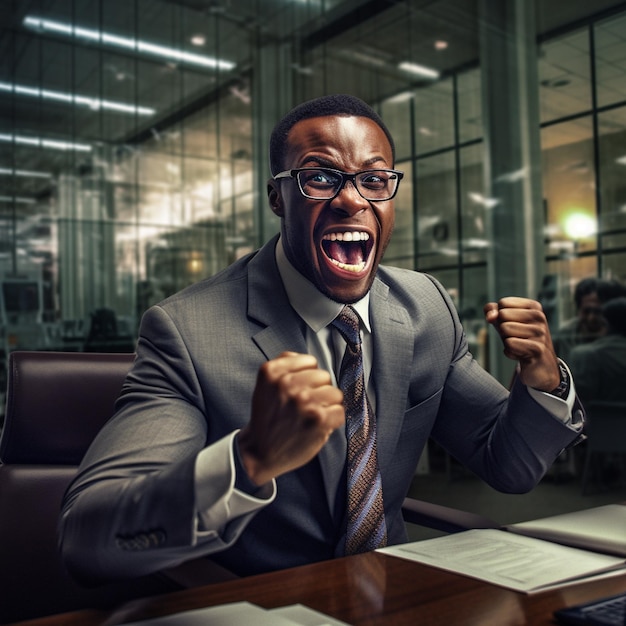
[526,360,582,430]
[193,431,276,541]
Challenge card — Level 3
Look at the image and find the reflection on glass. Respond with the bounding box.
[594,14,626,108]
[546,256,598,333]
[385,161,413,269]
[414,79,454,155]
[458,265,489,370]
[459,143,486,265]
[457,69,482,144]
[381,94,414,162]
[541,117,596,258]
[598,107,626,251]
[538,29,591,123]
[0,1,250,366]
[416,152,458,270]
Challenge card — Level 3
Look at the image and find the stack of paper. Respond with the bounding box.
[378,504,626,593]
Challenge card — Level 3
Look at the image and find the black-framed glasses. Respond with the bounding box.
[273,167,404,201]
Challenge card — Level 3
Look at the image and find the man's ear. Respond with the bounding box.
[267,179,284,217]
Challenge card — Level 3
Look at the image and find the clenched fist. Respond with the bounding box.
[238,352,345,486]
[484,297,560,392]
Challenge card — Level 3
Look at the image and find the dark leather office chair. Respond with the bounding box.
[0,351,182,624]
[580,401,626,495]
[0,350,497,623]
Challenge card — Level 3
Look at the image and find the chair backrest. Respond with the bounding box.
[0,351,175,624]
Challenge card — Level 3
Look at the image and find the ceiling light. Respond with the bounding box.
[339,49,387,68]
[23,15,235,71]
[540,78,571,88]
[0,167,52,178]
[468,192,499,209]
[0,81,154,116]
[385,91,414,104]
[398,61,440,80]
[434,40,448,50]
[0,133,92,152]
[190,34,206,46]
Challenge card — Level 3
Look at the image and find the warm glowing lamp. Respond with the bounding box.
[562,210,596,240]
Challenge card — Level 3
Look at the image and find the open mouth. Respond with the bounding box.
[321,231,373,273]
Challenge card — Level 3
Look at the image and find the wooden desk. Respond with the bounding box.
[10,552,626,626]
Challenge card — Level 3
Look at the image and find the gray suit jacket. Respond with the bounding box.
[60,236,581,583]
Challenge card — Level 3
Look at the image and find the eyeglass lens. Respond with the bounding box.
[297,169,399,200]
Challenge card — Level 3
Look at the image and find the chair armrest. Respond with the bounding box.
[401,497,500,534]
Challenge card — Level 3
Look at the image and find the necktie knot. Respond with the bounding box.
[332,305,361,349]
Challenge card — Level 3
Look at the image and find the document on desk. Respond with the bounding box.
[378,529,626,594]
[121,601,350,625]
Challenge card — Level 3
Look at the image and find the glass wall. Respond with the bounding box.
[0,0,256,365]
[0,0,625,397]
[540,14,626,327]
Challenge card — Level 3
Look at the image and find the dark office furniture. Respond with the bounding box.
[0,350,497,624]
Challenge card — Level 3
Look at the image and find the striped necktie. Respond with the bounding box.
[332,305,387,554]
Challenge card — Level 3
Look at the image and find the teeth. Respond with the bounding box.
[329,259,366,272]
[322,231,370,272]
[322,231,370,242]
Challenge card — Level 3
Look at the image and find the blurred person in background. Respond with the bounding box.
[570,296,626,405]
[553,277,626,364]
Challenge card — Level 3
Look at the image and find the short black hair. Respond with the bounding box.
[573,277,600,309]
[269,94,395,176]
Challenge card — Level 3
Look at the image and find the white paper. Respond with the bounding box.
[120,602,348,626]
[378,529,626,593]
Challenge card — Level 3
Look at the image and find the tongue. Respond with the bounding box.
[326,241,364,266]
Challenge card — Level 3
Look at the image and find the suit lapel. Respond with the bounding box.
[246,237,308,359]
[369,278,415,474]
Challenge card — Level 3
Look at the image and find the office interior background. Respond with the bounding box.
[1,0,625,510]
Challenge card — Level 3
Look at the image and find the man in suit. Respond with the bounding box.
[60,94,584,585]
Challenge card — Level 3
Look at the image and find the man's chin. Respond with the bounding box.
[318,273,374,304]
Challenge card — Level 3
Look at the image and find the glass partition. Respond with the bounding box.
[0,0,625,385]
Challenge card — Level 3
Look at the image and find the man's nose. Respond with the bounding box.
[330,180,369,215]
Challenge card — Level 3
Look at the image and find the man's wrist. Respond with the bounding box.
[548,360,570,399]
[233,433,267,494]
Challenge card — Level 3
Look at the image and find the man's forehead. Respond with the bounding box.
[286,115,392,154]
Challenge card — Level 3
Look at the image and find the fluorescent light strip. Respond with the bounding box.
[0,81,154,116]
[0,133,92,152]
[23,15,235,71]
[398,61,440,80]
[0,195,36,204]
[0,167,52,178]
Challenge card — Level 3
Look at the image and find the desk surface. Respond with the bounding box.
[11,551,626,626]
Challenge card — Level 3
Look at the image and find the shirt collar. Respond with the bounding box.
[275,236,371,333]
